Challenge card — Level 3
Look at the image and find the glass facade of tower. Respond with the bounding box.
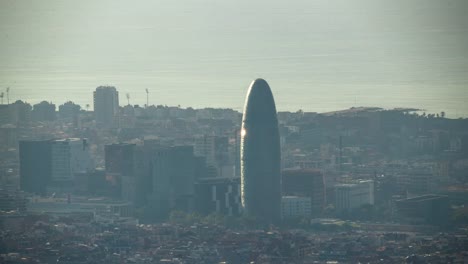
[240,78,281,222]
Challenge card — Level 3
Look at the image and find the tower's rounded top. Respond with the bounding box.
[242,78,278,124]
[247,78,273,99]
[248,78,270,95]
[251,78,268,85]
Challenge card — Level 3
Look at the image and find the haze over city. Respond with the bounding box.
[1,1,468,263]
[1,0,468,116]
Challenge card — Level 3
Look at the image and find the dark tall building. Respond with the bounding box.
[19,140,52,195]
[194,135,232,178]
[105,143,136,177]
[93,86,119,127]
[282,169,325,216]
[240,78,281,222]
[195,177,242,216]
[147,145,198,219]
[105,143,137,200]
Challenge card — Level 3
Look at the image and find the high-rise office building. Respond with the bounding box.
[148,145,198,219]
[93,86,119,127]
[20,139,93,194]
[240,78,281,222]
[19,140,52,195]
[51,139,93,183]
[105,143,137,201]
[282,169,325,216]
[194,135,217,167]
[105,143,136,177]
[194,135,232,178]
[195,177,242,217]
[50,140,74,183]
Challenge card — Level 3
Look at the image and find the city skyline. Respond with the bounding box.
[0,84,465,118]
[4,75,468,263]
[2,1,468,262]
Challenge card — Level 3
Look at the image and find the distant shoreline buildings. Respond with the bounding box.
[94,86,119,128]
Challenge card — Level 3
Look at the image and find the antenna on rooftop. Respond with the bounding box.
[0,92,3,105]
[126,93,130,106]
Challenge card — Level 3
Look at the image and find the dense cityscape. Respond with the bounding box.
[1,83,468,263]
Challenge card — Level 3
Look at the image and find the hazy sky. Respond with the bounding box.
[1,0,467,116]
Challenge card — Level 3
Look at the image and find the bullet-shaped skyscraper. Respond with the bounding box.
[241,78,281,222]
